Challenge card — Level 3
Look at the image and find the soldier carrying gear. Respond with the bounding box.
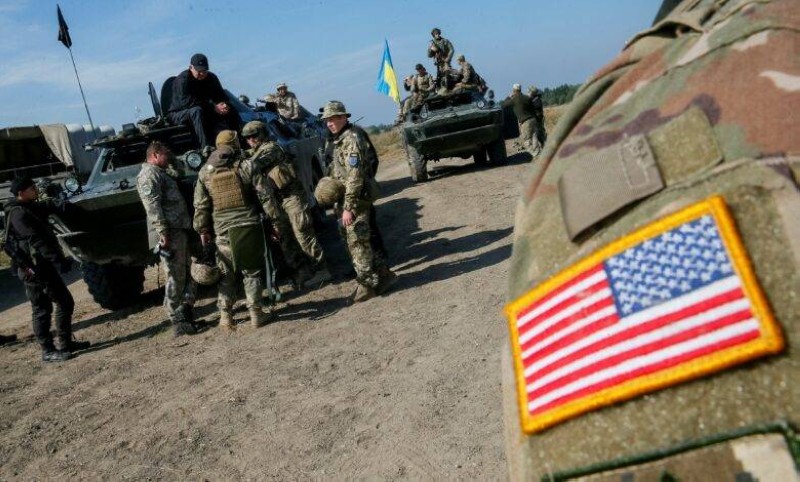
[428,28,455,76]
[241,120,332,289]
[503,0,800,480]
[526,85,546,148]
[321,100,397,303]
[190,241,222,286]
[193,144,275,330]
[215,129,240,150]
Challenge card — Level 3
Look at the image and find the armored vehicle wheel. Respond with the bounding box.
[488,138,507,165]
[406,144,428,182]
[473,148,488,166]
[82,262,146,310]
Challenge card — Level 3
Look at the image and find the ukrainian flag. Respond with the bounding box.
[376,39,400,103]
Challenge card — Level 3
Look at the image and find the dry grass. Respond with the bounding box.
[370,105,567,163]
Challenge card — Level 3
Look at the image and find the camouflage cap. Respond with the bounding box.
[241,120,267,138]
[527,85,539,95]
[276,82,288,90]
[215,129,239,149]
[512,83,522,91]
[320,100,351,120]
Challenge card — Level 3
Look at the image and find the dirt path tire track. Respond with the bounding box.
[0,146,533,479]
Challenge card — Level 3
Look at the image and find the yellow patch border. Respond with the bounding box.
[504,195,784,434]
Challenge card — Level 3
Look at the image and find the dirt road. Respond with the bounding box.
[0,147,532,479]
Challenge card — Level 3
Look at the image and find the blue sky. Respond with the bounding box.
[0,0,661,129]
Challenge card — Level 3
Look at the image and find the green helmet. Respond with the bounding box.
[241,120,267,138]
[314,177,345,206]
[320,101,351,120]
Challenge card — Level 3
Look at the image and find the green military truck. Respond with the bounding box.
[400,90,519,182]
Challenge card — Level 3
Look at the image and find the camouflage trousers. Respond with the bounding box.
[162,229,196,320]
[216,239,263,313]
[337,203,385,289]
[279,193,325,270]
[520,118,542,156]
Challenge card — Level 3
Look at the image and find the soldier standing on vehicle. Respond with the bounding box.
[194,145,275,330]
[241,121,331,288]
[527,85,546,150]
[502,84,542,158]
[428,28,454,74]
[320,101,397,302]
[167,53,241,148]
[3,176,90,361]
[137,142,198,337]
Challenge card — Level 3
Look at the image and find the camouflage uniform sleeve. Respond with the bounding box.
[340,131,368,212]
[289,96,299,119]
[137,166,169,235]
[193,170,213,234]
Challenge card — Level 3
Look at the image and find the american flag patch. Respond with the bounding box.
[505,196,784,434]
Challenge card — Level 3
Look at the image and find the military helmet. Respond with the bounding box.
[512,83,521,91]
[431,27,441,36]
[314,177,345,206]
[241,120,267,138]
[415,63,425,71]
[215,130,239,149]
[320,100,351,120]
[456,54,465,62]
[190,258,221,286]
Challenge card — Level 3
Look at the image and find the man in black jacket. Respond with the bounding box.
[167,53,241,148]
[4,177,89,362]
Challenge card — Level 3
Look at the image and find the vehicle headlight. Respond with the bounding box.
[64,176,81,193]
[420,107,430,119]
[476,100,486,109]
[186,151,203,170]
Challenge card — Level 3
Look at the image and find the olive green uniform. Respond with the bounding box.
[501,92,542,155]
[193,152,268,314]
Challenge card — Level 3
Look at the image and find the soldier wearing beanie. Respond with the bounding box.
[501,83,543,158]
[3,176,89,362]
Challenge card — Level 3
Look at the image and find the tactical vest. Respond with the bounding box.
[206,163,248,212]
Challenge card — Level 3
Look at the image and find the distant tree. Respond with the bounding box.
[539,83,582,107]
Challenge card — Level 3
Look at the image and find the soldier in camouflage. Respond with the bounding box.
[241,120,331,288]
[428,28,454,75]
[454,54,478,92]
[527,85,546,150]
[504,0,800,479]
[193,144,274,330]
[321,101,397,302]
[262,82,301,120]
[136,141,197,337]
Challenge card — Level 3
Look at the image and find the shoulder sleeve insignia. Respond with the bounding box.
[348,154,359,167]
[504,196,784,434]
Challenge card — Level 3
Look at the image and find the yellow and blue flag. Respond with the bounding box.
[376,39,400,103]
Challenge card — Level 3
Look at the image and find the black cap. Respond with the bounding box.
[10,176,35,196]
[190,53,209,72]
[415,63,425,70]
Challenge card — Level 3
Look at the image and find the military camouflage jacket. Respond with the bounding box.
[330,124,375,212]
[431,37,454,63]
[244,141,305,215]
[411,73,435,95]
[136,162,191,240]
[458,61,476,85]
[276,92,300,119]
[193,151,265,236]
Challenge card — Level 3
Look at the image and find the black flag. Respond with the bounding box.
[57,5,72,48]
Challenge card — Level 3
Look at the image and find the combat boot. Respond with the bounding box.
[219,311,236,332]
[173,321,197,337]
[303,266,332,289]
[249,305,274,328]
[376,267,398,295]
[352,283,376,303]
[55,335,91,352]
[41,342,70,363]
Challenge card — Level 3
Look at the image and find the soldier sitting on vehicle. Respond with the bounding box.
[261,82,301,120]
[166,53,242,149]
[453,54,484,93]
[241,121,332,289]
[399,64,436,122]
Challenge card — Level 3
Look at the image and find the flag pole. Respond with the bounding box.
[66,46,96,135]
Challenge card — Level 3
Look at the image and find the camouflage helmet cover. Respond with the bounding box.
[320,100,351,120]
[215,129,239,149]
[241,120,267,138]
[314,177,345,206]
[190,258,221,286]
